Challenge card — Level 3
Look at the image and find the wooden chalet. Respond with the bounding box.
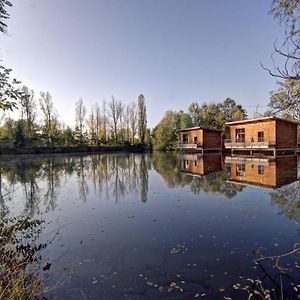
[224,117,299,156]
[177,127,222,154]
[178,153,222,176]
[225,155,298,189]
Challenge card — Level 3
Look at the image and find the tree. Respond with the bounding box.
[75,98,86,144]
[87,107,97,145]
[152,111,179,150]
[262,0,300,80]
[0,0,26,111]
[129,101,137,144]
[108,96,123,143]
[39,91,58,146]
[137,94,147,144]
[20,86,36,136]
[0,0,12,33]
[13,119,26,147]
[269,79,300,119]
[188,102,202,126]
[0,65,24,111]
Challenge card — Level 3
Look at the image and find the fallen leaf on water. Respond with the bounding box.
[43,262,51,271]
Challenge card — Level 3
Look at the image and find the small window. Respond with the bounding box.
[258,131,264,142]
[194,160,198,166]
[236,164,246,176]
[194,136,197,144]
[236,128,245,143]
[258,165,264,175]
[183,133,188,143]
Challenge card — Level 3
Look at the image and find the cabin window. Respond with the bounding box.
[236,164,245,176]
[236,128,245,143]
[184,160,189,168]
[258,165,264,175]
[182,133,188,143]
[194,136,197,144]
[258,131,264,142]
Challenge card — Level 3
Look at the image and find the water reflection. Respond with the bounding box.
[225,155,298,189]
[153,152,245,198]
[0,153,300,299]
[0,154,151,214]
[179,153,222,176]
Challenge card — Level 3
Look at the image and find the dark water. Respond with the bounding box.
[1,152,300,299]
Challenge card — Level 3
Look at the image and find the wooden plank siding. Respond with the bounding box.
[225,117,299,154]
[228,119,276,145]
[226,155,298,189]
[178,127,222,152]
[276,119,298,149]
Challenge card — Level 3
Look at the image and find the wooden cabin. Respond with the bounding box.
[224,117,299,156]
[225,155,298,189]
[177,127,222,153]
[179,153,222,176]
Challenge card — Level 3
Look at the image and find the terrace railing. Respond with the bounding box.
[177,142,203,149]
[224,139,274,149]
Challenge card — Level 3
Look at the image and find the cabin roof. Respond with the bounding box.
[178,126,222,132]
[226,116,300,126]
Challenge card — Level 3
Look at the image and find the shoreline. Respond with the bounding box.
[0,144,151,156]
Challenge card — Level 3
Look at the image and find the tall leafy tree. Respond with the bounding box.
[75,98,87,144]
[137,94,147,144]
[39,91,59,146]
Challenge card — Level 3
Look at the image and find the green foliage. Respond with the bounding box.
[268,79,300,120]
[152,111,180,150]
[0,212,46,299]
[271,0,300,41]
[0,65,26,111]
[188,98,247,130]
[138,94,147,144]
[13,119,26,147]
[153,98,247,150]
[0,0,11,33]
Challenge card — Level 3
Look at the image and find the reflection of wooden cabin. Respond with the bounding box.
[225,155,298,189]
[179,153,222,176]
[224,117,299,156]
[177,127,222,154]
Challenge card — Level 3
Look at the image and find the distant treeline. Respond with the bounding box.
[152,98,247,150]
[0,88,150,152]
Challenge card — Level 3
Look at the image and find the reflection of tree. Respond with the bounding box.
[153,152,191,188]
[41,158,63,212]
[270,180,300,221]
[76,157,89,202]
[0,153,151,211]
[153,152,244,199]
[139,155,148,203]
[188,169,244,199]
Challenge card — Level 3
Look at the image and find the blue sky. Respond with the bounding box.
[0,0,284,128]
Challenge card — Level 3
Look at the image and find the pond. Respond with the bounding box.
[1,152,300,299]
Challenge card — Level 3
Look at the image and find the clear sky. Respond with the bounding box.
[0,0,285,128]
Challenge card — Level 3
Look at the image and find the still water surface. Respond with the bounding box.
[1,153,300,299]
